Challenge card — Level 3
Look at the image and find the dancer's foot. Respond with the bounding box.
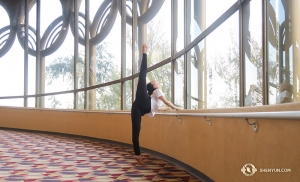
[142,43,148,54]
[134,155,145,165]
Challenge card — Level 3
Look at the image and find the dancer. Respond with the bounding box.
[131,43,181,165]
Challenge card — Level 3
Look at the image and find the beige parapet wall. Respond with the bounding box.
[0,104,300,182]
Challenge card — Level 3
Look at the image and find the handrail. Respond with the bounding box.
[156,111,300,120]
[1,106,299,120]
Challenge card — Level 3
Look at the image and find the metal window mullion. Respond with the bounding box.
[35,0,41,108]
[186,0,192,109]
[184,55,187,109]
[24,0,29,107]
[171,0,176,104]
[84,0,90,110]
[239,2,245,107]
[171,1,176,57]
[183,0,189,109]
[132,0,137,102]
[121,0,126,110]
[74,0,79,109]
[262,0,268,105]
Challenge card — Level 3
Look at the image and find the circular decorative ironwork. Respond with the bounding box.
[70,0,118,46]
[17,15,70,57]
[16,24,37,50]
[0,0,165,57]
[116,0,165,25]
[0,25,17,58]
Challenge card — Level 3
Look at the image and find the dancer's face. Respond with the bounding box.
[151,80,161,89]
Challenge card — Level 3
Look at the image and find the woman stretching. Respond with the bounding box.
[131,43,181,165]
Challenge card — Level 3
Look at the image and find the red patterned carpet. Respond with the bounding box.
[0,129,202,182]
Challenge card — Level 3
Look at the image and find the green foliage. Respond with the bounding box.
[45,43,121,109]
[146,19,172,102]
[46,13,172,110]
[46,56,76,86]
[213,32,263,107]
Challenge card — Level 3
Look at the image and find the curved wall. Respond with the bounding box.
[0,104,300,182]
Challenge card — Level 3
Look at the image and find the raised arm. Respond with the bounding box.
[158,96,182,111]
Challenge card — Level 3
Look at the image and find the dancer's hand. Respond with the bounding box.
[164,107,173,111]
[175,107,182,111]
[142,43,148,54]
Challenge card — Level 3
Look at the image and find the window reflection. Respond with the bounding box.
[187,11,239,109]
[243,0,262,107]
[267,0,300,104]
[187,41,206,109]
[187,0,237,44]
[174,56,184,108]
[146,0,171,66]
[174,0,184,52]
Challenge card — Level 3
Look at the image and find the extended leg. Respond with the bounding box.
[135,53,148,100]
[135,44,150,103]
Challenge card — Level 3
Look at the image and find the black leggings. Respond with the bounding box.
[131,53,151,155]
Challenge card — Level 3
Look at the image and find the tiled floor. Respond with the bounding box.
[0,129,202,182]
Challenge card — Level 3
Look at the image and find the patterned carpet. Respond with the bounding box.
[0,129,202,182]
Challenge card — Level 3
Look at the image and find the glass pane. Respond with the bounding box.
[133,77,138,102]
[76,0,85,90]
[125,80,132,110]
[76,91,85,109]
[44,93,74,109]
[267,0,300,104]
[0,5,24,97]
[187,0,237,44]
[126,2,132,77]
[42,0,74,93]
[0,5,9,26]
[90,0,121,85]
[28,3,37,95]
[174,56,184,107]
[187,45,205,109]
[206,0,237,28]
[0,99,23,107]
[204,12,239,109]
[146,1,171,66]
[243,0,263,106]
[27,97,36,107]
[96,84,121,110]
[174,0,184,52]
[28,57,36,95]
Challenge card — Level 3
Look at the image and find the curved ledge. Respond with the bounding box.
[0,104,299,181]
[1,102,300,120]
